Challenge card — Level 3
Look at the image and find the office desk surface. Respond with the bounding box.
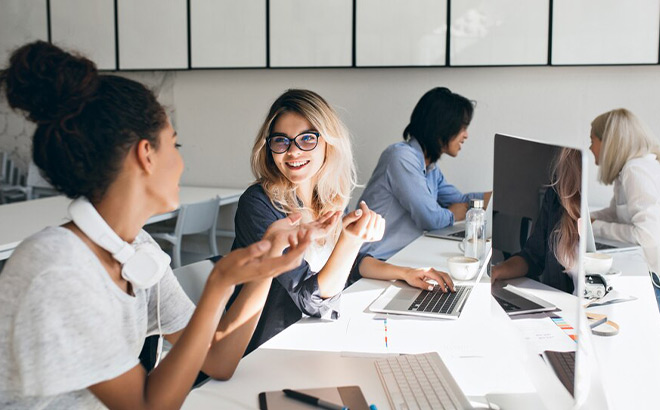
[0,185,244,260]
[183,235,660,410]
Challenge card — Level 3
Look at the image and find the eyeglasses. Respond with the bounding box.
[266,131,320,154]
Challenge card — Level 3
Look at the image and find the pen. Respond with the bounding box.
[283,389,348,410]
[384,317,388,349]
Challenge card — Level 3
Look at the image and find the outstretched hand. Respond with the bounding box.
[342,201,385,244]
[263,211,341,256]
[209,228,312,288]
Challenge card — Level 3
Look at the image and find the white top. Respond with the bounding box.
[592,154,660,273]
[0,227,195,409]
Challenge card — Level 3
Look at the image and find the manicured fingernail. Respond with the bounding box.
[355,209,362,216]
[428,285,434,291]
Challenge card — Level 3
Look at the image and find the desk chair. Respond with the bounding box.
[172,260,214,304]
[0,154,28,204]
[151,197,221,268]
[25,162,58,199]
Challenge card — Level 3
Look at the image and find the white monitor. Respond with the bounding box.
[491,133,609,409]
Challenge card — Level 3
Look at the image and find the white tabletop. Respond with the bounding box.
[0,185,244,260]
[182,235,660,410]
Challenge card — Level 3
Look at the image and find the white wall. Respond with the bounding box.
[4,65,660,208]
[171,64,660,208]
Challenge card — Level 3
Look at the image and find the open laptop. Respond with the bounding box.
[368,248,492,319]
[585,209,639,253]
[425,202,493,241]
[491,282,557,316]
[424,220,466,241]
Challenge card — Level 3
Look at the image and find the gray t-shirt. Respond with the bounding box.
[0,227,196,409]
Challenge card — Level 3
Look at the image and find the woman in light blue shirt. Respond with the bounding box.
[359,87,491,260]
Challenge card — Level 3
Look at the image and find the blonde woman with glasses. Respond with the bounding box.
[229,89,456,354]
[589,108,660,306]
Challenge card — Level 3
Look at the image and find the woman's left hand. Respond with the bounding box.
[342,201,385,243]
[402,267,455,293]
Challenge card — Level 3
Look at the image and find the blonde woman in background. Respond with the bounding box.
[589,108,660,307]
[491,148,582,294]
[229,89,456,354]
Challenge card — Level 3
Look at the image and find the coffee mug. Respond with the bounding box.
[584,252,613,274]
[447,256,480,281]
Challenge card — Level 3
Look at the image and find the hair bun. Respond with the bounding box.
[0,40,99,124]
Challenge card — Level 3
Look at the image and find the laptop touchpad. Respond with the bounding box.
[385,289,421,310]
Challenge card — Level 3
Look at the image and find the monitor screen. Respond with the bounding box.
[490,133,609,408]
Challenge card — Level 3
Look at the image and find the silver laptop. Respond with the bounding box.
[425,201,493,241]
[424,220,466,241]
[585,209,639,253]
[368,248,492,319]
[491,282,557,316]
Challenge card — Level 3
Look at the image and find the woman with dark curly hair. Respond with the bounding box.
[0,41,326,409]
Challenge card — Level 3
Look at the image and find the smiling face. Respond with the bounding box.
[442,126,468,157]
[270,111,327,192]
[589,132,602,166]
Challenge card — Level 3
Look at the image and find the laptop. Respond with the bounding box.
[425,202,493,241]
[585,209,639,253]
[424,220,466,241]
[368,248,492,319]
[491,282,557,316]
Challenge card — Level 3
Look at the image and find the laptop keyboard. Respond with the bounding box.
[544,350,575,396]
[375,352,468,410]
[408,285,471,314]
[595,241,616,251]
[493,294,521,312]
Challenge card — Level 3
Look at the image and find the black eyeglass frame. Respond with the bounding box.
[266,131,321,154]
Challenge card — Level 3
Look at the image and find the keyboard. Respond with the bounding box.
[595,241,616,251]
[543,350,575,397]
[408,285,471,314]
[448,230,465,239]
[492,294,521,312]
[375,352,471,410]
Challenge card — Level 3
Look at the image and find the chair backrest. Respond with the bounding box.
[174,196,221,237]
[172,259,214,304]
[26,161,53,189]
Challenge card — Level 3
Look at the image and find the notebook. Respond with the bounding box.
[368,248,491,319]
[258,386,368,410]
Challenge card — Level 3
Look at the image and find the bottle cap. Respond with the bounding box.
[470,199,484,209]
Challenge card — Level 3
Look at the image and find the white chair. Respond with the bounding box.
[172,259,214,304]
[25,162,58,199]
[151,197,221,268]
[0,154,28,204]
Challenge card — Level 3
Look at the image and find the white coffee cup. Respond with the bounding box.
[584,252,613,274]
[447,256,480,281]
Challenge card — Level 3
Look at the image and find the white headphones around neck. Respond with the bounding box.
[68,197,171,289]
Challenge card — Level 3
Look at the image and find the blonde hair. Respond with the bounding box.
[251,89,357,240]
[591,108,660,185]
[549,148,582,271]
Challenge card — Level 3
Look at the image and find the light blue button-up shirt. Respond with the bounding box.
[358,138,483,260]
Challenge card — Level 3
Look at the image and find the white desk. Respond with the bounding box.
[183,235,660,410]
[0,185,244,260]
